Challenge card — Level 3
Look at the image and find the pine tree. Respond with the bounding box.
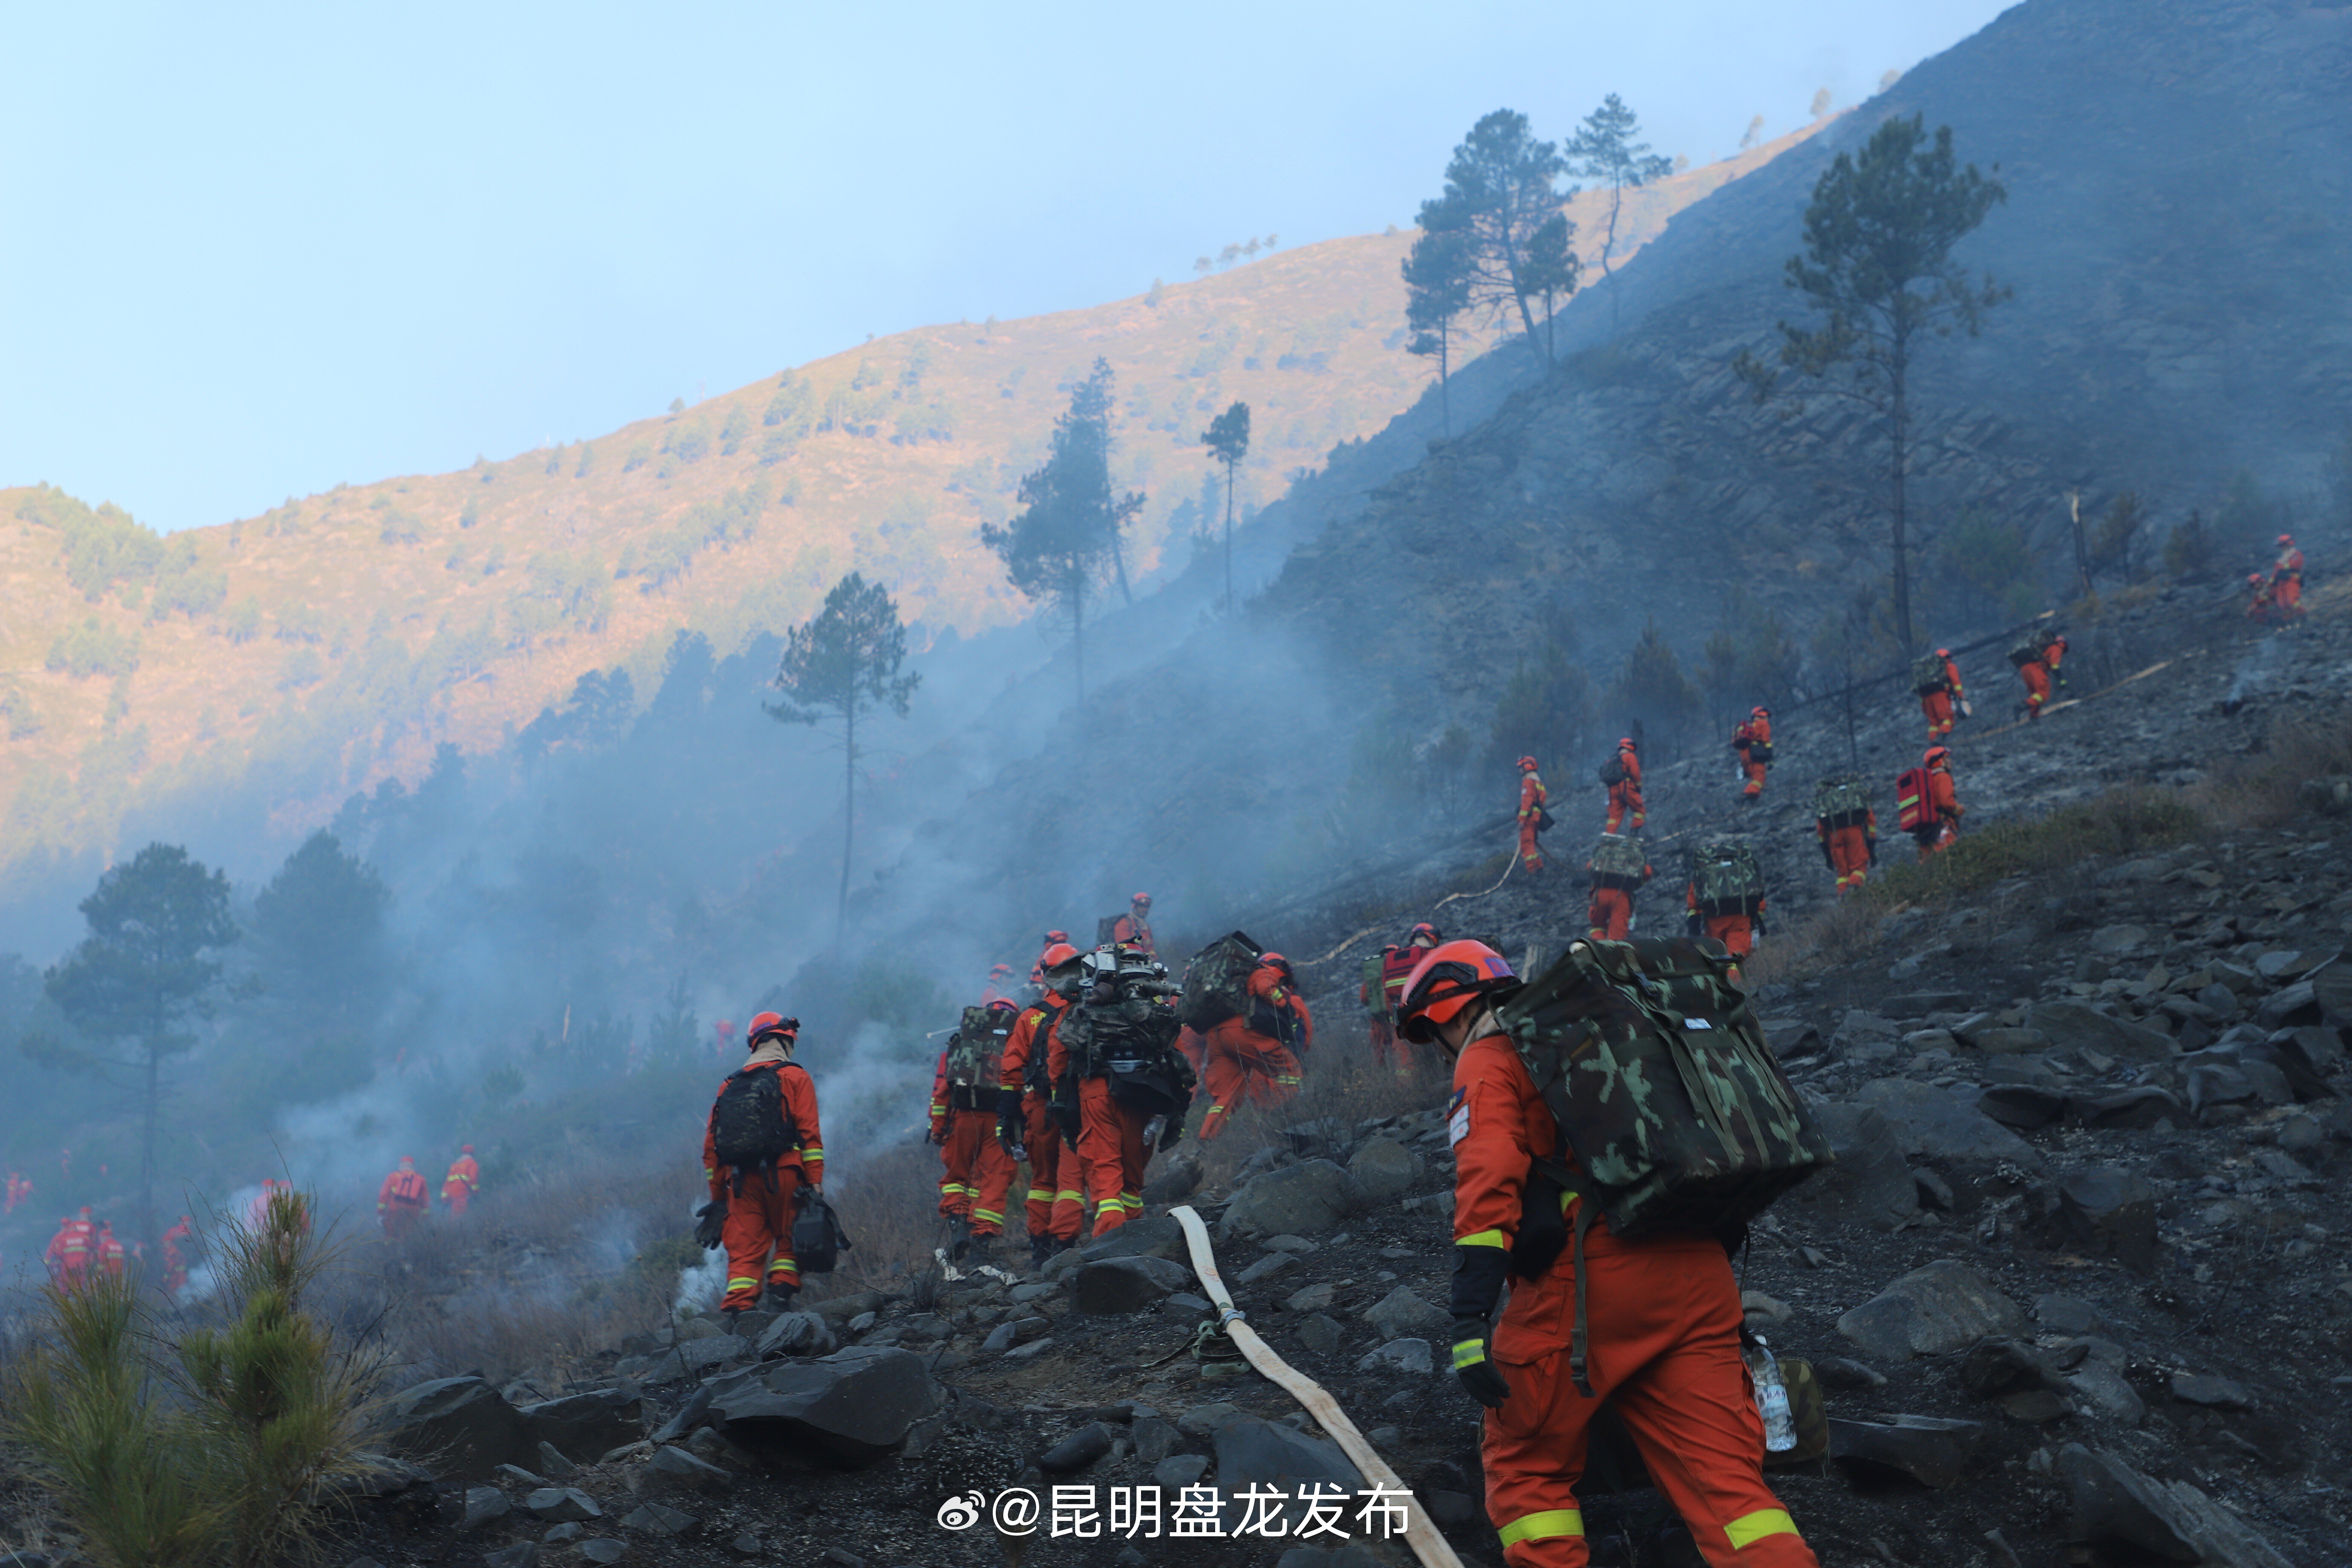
[1403,225,1475,433]
[1200,402,1251,611]
[1417,110,1566,366]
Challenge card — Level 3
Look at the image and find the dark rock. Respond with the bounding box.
[484,1546,541,1568]
[2256,980,2321,1030]
[1038,1423,1115,1473]
[1132,1416,1180,1464]
[1829,1415,1985,1488]
[544,1522,585,1544]
[1762,1018,1823,1059]
[2050,1167,2160,1273]
[461,1486,510,1529]
[636,1445,736,1498]
[1776,1104,1919,1231]
[727,1535,763,1558]
[1959,1339,2074,1422]
[1154,1454,1210,1489]
[1978,1083,2068,1130]
[577,1540,626,1566]
[1347,1138,1424,1204]
[1236,1251,1298,1285]
[2058,1444,2291,1567]
[536,1441,581,1479]
[704,1346,942,1467]
[648,1385,714,1445]
[1297,1314,1343,1356]
[1143,1149,1205,1203]
[980,1321,1016,1353]
[1176,1401,1247,1436]
[1356,1338,1433,1375]
[2171,1373,2255,1409]
[1967,1027,2052,1055]
[1837,1260,2027,1359]
[755,1311,838,1359]
[1361,1284,1446,1340]
[682,1427,754,1472]
[1911,1169,1955,1211]
[2077,1086,2185,1129]
[1213,1417,1366,1533]
[1073,1256,1191,1314]
[1883,991,1974,1018]
[497,1463,548,1488]
[1811,1357,1887,1391]
[2027,1001,2176,1061]
[1218,1159,1361,1240]
[2033,1294,2106,1335]
[383,1375,531,1482]
[1855,1080,2044,1167]
[806,1290,884,1323]
[524,1487,602,1522]
[620,1503,701,1538]
[520,1391,642,1462]
[1078,1213,1188,1264]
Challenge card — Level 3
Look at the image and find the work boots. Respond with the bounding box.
[946,1216,970,1261]
[1027,1233,1054,1269]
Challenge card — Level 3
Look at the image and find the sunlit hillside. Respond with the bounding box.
[0,127,1824,864]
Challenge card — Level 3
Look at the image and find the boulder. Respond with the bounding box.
[2026,1001,2175,1061]
[1966,1027,2052,1055]
[1836,1260,2027,1360]
[1978,1084,2068,1130]
[1855,1080,2044,1168]
[1762,1019,1824,1060]
[383,1375,532,1482]
[1832,1011,1900,1063]
[1213,1418,1366,1534]
[536,1441,581,1479]
[460,1486,510,1530]
[1077,1213,1188,1265]
[520,1391,642,1462]
[2256,980,2321,1031]
[1236,1253,1297,1286]
[576,1542,625,1566]
[1776,1104,1918,1231]
[524,1488,602,1523]
[2170,1373,2254,1410]
[1283,1282,1337,1314]
[1829,1416,1985,1488]
[1038,1423,1115,1473]
[1296,1315,1343,1356]
[619,1504,701,1539]
[1073,1256,1192,1314]
[1154,1454,1211,1490]
[1361,1285,1447,1341]
[2049,1168,2159,1273]
[1143,1149,1205,1204]
[1131,1417,1180,1464]
[2058,1444,2291,1568]
[1355,1338,1433,1375]
[2076,1086,2185,1129]
[484,1547,540,1568]
[1959,1339,2073,1423]
[1175,1401,1248,1438]
[2033,1295,2106,1335]
[806,1291,884,1323]
[634,1445,735,1498]
[1218,1160,1360,1241]
[1346,1138,1424,1206]
[2301,955,2352,1026]
[755,1311,838,1359]
[703,1347,942,1467]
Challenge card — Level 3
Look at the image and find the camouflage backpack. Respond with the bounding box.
[1056,993,1193,1114]
[1590,833,1648,882]
[1488,937,1834,1388]
[1813,776,1870,829]
[943,1005,1012,1104]
[1691,841,1763,916]
[1362,953,1389,1020]
[1178,931,1263,1031]
[2007,626,2057,668]
[1911,653,1949,695]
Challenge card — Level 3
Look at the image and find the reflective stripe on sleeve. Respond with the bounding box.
[1458,1229,1508,1248]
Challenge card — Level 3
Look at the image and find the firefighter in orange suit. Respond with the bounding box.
[1516,758,1550,874]
[162,1215,196,1300]
[1112,892,1156,956]
[2021,636,2066,719]
[1365,922,1442,1078]
[698,1013,825,1315]
[441,1145,480,1218]
[1816,802,1877,895]
[1919,649,1962,740]
[377,1157,429,1239]
[1198,955,1307,1142]
[1732,708,1771,802]
[96,1221,127,1279]
[1586,847,1651,942]
[45,1210,92,1285]
[1605,738,1645,832]
[2272,534,2303,617]
[999,947,1084,1264]
[1917,747,1962,861]
[1685,882,1766,960]
[932,1000,1018,1257]
[1396,943,1821,1568]
[1046,963,1181,1239]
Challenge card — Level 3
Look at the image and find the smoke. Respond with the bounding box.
[675,1247,727,1317]
[2224,634,2280,708]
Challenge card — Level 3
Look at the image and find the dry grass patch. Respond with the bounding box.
[2191,707,2352,827]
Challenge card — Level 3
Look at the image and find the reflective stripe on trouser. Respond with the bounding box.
[1920,689,1953,738]
[1077,1077,1150,1237]
[941,1109,1015,1235]
[718,1162,802,1312]
[1741,758,1766,797]
[1826,826,1870,894]
[1022,1098,1079,1240]
[2023,661,2050,713]
[1482,1229,1817,1568]
[1196,1025,1301,1141]
[1518,822,1544,872]
[1605,784,1645,833]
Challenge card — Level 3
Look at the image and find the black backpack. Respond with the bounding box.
[712,1064,797,1175]
[1598,754,1627,787]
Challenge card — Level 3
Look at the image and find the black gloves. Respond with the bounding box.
[1819,841,1835,871]
[1158,1116,1186,1152]
[1868,838,1880,865]
[996,1089,1026,1158]
[693,1199,727,1251]
[1450,1316,1511,1409]
[1051,1099,1081,1144]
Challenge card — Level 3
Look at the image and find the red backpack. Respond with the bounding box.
[1895,767,1934,832]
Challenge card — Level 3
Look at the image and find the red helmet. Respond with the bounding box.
[1040,942,1081,970]
[2249,573,2266,586]
[1618,737,1635,750]
[1397,941,1519,1045]
[1407,921,1442,947]
[1258,952,1294,980]
[398,1155,415,1167]
[1043,929,1069,946]
[461,1144,475,1154]
[2278,534,2295,546]
[1517,756,1538,772]
[1750,706,1769,718]
[1131,892,1152,907]
[986,997,1019,1014]
[1936,648,1951,658]
[746,1012,799,1047]
[1925,746,1951,768]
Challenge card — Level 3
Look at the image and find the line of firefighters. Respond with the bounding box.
[375,1146,483,1237]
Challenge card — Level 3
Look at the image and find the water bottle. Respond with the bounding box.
[1745,1340,1797,1452]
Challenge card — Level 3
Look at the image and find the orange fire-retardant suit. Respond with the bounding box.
[441,1146,480,1217]
[1586,860,1651,942]
[1605,742,1645,833]
[2272,536,2304,616]
[377,1158,429,1239]
[2020,636,2068,719]
[1198,961,1308,1142]
[1046,1002,1158,1238]
[1517,761,1550,874]
[1448,1023,1819,1568]
[45,1211,92,1285]
[1364,927,1441,1078]
[1686,884,1766,960]
[1919,652,1963,740]
[162,1216,195,1299]
[1112,894,1156,956]
[703,1033,826,1312]
[1816,807,1878,895]
[2247,573,2280,622]
[5,1171,30,1214]
[931,1037,1015,1242]
[1732,711,1771,801]
[96,1222,127,1279]
[1000,992,1084,1251]
[1915,753,1962,861]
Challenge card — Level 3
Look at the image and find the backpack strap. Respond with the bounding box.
[1569,1197,1599,1397]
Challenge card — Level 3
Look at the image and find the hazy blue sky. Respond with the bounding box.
[2,1,2013,534]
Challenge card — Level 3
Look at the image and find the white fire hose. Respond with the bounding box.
[1167,1205,1467,1568]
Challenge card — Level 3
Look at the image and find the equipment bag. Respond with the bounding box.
[1489,936,1834,1390]
[1536,805,1557,833]
[1178,931,1263,1030]
[1362,954,1389,1020]
[1895,766,1934,832]
[1747,741,1774,766]
[1591,833,1648,880]
[1692,841,1763,916]
[944,1006,1011,1107]
[1058,993,1194,1114]
[1912,653,1949,695]
[1813,775,1870,828]
[790,1188,852,1276]
[711,1064,797,1176]
[1597,754,1627,787]
[1095,914,1121,948]
[2007,627,2056,668]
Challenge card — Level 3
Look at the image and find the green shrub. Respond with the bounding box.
[1864,787,2201,904]
[278,648,322,691]
[223,598,262,643]
[46,618,141,679]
